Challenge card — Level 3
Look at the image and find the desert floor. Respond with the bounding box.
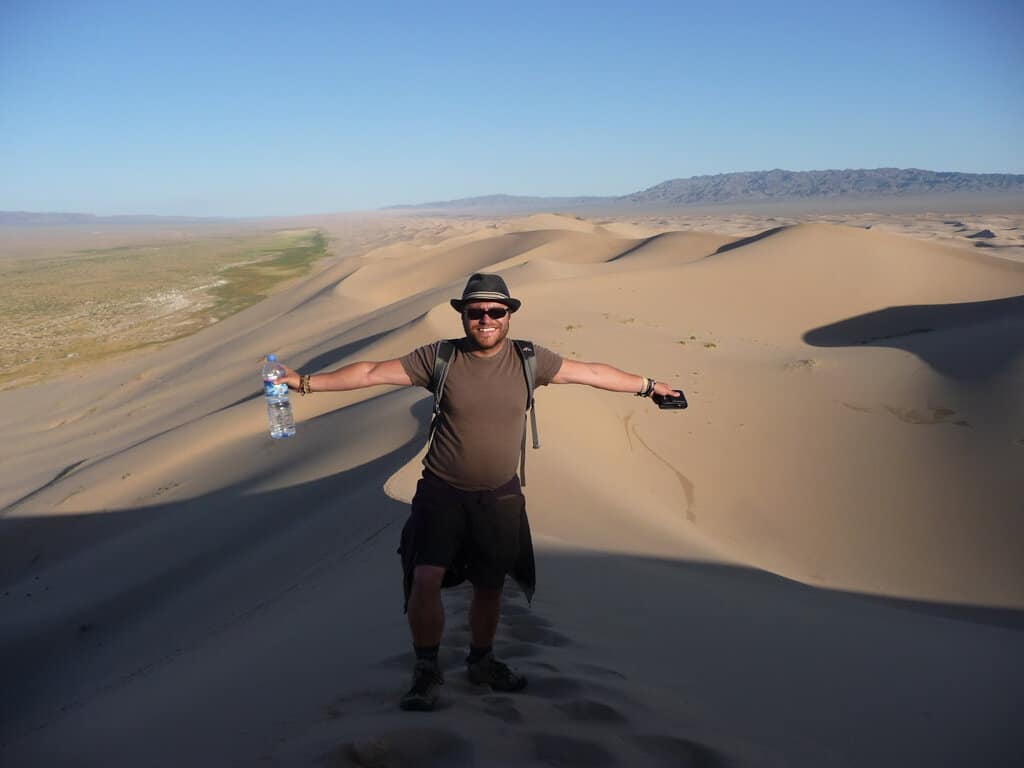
[1,206,1022,767]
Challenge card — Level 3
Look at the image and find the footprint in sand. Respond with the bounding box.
[531,732,617,767]
[503,623,572,647]
[480,694,524,724]
[573,662,628,681]
[525,659,560,673]
[330,728,474,768]
[631,733,729,768]
[556,698,629,724]
[519,674,585,698]
[495,639,544,659]
[323,686,415,718]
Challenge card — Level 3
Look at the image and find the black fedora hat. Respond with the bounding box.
[450,273,522,313]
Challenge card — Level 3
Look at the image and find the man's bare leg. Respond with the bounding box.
[466,584,526,691]
[400,565,447,711]
[469,585,502,647]
[408,565,446,646]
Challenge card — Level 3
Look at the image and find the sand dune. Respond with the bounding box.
[1,213,1022,766]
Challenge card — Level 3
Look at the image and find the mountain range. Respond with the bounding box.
[4,169,1023,224]
[390,168,1024,212]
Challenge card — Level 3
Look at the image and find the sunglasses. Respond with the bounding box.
[464,307,509,320]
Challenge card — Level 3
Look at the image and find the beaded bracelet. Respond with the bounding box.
[635,377,655,397]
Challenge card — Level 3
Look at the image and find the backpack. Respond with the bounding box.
[428,339,540,485]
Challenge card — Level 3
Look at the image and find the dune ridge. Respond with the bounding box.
[1,213,1022,767]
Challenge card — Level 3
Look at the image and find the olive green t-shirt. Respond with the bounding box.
[400,338,563,491]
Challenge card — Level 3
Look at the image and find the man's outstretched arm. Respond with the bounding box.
[551,359,680,398]
[278,359,413,392]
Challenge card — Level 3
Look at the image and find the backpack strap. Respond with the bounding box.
[513,340,540,485]
[428,339,456,444]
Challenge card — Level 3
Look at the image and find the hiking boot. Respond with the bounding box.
[467,652,527,692]
[400,659,443,711]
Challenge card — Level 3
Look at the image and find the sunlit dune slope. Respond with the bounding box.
[2,217,1022,610]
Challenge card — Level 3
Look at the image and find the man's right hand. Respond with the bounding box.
[277,363,300,390]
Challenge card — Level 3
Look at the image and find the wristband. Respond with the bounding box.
[635,377,655,397]
[300,374,312,395]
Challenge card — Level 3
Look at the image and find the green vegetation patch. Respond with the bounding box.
[0,228,328,388]
[208,230,327,318]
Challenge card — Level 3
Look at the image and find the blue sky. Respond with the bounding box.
[1,0,1022,216]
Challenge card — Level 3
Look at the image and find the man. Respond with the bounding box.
[278,273,681,711]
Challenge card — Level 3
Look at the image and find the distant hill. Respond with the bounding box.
[624,168,1024,205]
[389,168,1024,212]
[0,211,100,226]
[0,211,232,226]
[387,193,609,212]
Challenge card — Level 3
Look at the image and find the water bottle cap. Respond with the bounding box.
[267,354,277,362]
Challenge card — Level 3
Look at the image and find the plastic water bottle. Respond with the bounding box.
[262,354,296,439]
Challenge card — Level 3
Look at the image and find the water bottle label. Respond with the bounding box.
[264,380,288,397]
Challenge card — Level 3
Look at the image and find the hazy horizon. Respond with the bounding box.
[5,187,1024,223]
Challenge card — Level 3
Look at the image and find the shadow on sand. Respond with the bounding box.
[803,294,1024,379]
[1,396,1022,767]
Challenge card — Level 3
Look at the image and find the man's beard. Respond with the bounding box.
[465,322,508,350]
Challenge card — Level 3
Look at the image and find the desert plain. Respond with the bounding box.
[1,203,1022,766]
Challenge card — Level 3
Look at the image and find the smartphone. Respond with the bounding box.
[653,391,688,409]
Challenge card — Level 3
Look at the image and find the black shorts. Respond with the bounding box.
[401,470,525,591]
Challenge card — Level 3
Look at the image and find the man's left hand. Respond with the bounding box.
[652,381,681,398]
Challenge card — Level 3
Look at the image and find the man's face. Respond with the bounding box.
[462,301,511,350]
